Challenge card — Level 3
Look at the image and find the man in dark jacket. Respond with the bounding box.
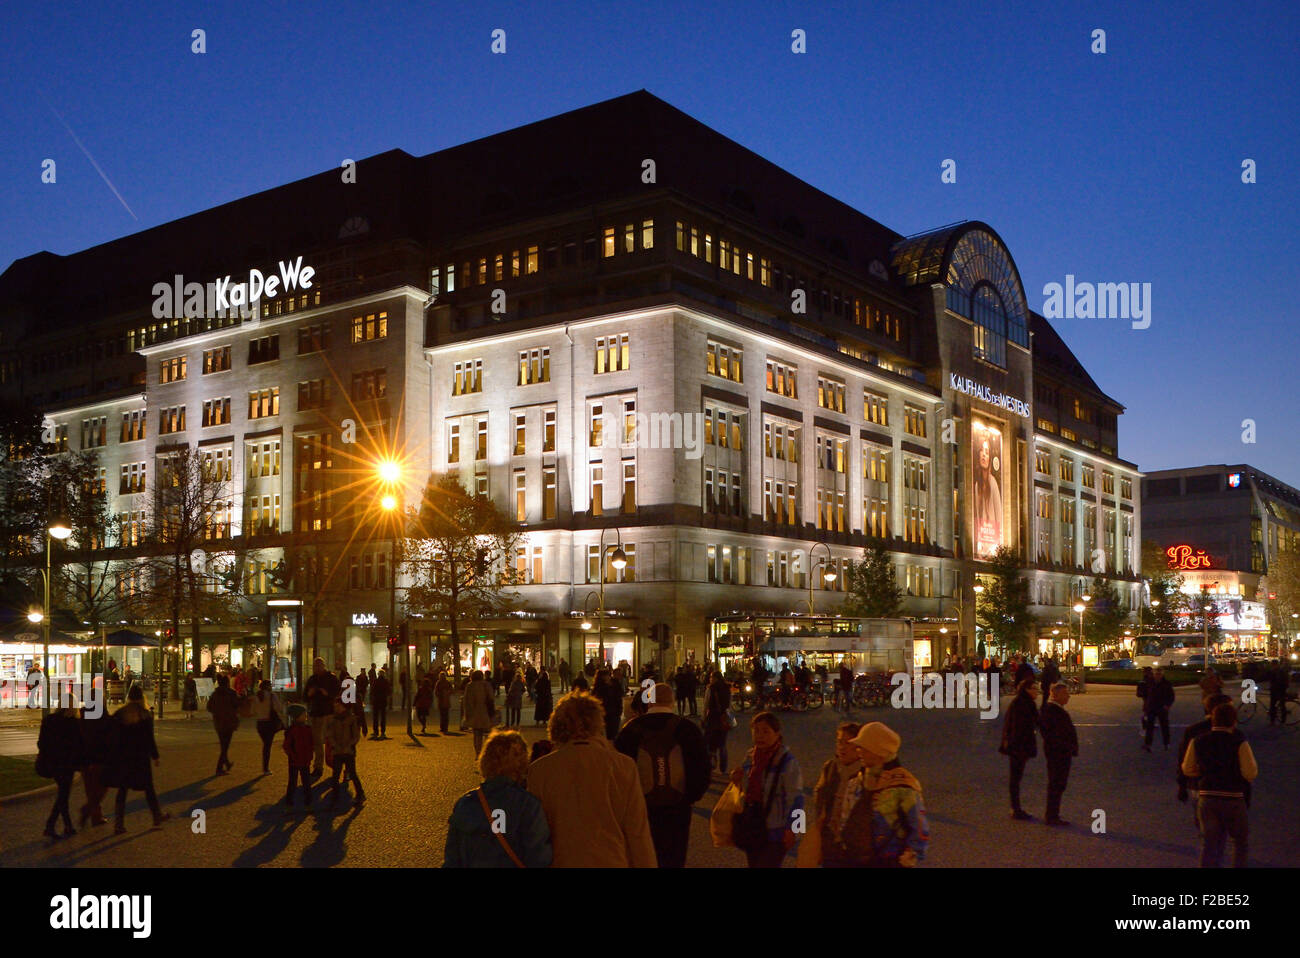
[304,658,339,775]
[1038,682,1079,826]
[1143,667,1176,751]
[614,684,710,867]
[206,675,240,775]
[355,667,370,737]
[1180,702,1258,867]
[1267,663,1290,725]
[369,667,391,740]
[1177,692,1233,823]
[1000,675,1039,820]
[1039,657,1060,708]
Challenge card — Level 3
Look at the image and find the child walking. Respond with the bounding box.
[282,705,314,810]
[325,696,366,809]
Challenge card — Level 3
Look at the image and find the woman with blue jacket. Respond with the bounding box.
[443,730,552,868]
[729,711,803,867]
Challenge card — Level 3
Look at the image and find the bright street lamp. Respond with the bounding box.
[596,528,625,665]
[806,541,835,615]
[376,458,409,734]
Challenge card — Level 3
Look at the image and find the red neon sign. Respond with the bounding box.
[1165,544,1213,570]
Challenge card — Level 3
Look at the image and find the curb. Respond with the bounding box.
[0,783,56,804]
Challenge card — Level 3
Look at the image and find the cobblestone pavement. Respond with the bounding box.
[1,681,1295,867]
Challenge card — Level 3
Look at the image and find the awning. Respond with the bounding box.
[104,628,159,647]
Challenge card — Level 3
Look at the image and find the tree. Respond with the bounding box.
[1264,550,1300,656]
[975,547,1036,655]
[1082,575,1127,654]
[1188,588,1223,650]
[841,544,902,618]
[48,451,124,641]
[1140,538,1185,632]
[403,474,523,682]
[123,444,241,703]
[0,399,54,588]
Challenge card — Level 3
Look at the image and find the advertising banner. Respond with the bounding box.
[972,419,1005,558]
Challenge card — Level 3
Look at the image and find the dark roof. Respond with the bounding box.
[0,91,906,330]
[1030,311,1123,411]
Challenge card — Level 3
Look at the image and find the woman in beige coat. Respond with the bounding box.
[527,691,657,867]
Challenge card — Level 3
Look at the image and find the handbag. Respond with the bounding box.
[795,814,824,868]
[709,782,744,848]
[34,752,54,779]
[732,754,785,851]
[476,786,525,867]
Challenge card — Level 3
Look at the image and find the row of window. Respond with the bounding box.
[1034,448,1133,499]
[675,220,905,344]
[430,220,656,298]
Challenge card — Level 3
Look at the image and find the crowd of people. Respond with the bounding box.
[33,646,1273,869]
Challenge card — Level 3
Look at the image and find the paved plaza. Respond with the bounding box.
[1,680,1295,868]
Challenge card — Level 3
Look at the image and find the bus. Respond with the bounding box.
[1133,634,1210,668]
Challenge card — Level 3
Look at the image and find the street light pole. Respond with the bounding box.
[807,541,836,615]
[597,526,626,666]
[40,520,72,716]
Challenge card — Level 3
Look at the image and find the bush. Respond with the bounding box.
[1086,667,1201,686]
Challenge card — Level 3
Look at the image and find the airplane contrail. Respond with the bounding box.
[45,100,138,220]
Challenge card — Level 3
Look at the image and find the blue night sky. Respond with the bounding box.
[2,1,1297,481]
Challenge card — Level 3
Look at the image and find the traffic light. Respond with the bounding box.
[656,623,671,649]
[387,620,409,653]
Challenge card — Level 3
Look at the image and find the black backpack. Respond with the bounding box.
[635,715,686,807]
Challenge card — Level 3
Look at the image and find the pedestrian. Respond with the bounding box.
[1199,667,1224,705]
[528,690,657,867]
[103,686,170,834]
[443,730,552,867]
[36,705,85,839]
[838,659,854,713]
[1143,667,1176,751]
[1136,666,1153,737]
[414,677,433,733]
[282,705,314,810]
[399,669,410,711]
[808,722,863,867]
[325,695,366,809]
[533,666,553,727]
[525,663,539,702]
[1039,656,1060,709]
[205,674,240,775]
[355,666,370,738]
[78,705,110,827]
[728,711,803,868]
[26,662,43,709]
[702,670,733,776]
[251,679,285,774]
[1180,702,1258,867]
[557,658,571,692]
[462,669,497,755]
[182,675,198,720]
[506,671,525,728]
[824,722,929,867]
[1038,682,1078,826]
[304,658,339,776]
[614,684,711,868]
[434,670,453,733]
[1267,662,1290,725]
[1178,692,1233,821]
[999,673,1039,820]
[570,670,589,692]
[593,669,624,740]
[370,666,391,739]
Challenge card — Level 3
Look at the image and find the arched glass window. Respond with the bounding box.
[971,282,1008,367]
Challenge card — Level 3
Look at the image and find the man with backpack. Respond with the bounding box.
[614,683,710,867]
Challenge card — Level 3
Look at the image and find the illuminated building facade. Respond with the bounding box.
[0,93,1143,670]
